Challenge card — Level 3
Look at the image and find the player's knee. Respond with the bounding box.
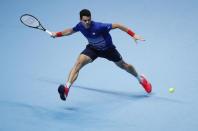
[122,63,132,70]
[126,64,132,69]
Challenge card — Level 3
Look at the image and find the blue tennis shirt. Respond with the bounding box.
[73,21,115,50]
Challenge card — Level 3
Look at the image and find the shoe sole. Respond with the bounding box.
[58,85,66,101]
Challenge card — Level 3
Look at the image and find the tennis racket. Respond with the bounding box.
[20,14,52,36]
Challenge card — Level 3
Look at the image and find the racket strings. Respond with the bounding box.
[21,16,39,27]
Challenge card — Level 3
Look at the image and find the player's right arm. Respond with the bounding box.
[51,28,76,38]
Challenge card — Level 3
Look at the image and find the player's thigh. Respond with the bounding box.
[75,54,92,69]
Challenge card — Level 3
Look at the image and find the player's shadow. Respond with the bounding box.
[36,77,151,100]
[73,86,185,104]
[73,85,151,100]
[36,77,185,104]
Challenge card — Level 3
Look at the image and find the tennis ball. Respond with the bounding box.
[169,88,175,93]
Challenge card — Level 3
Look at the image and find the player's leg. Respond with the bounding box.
[115,60,152,93]
[115,60,139,78]
[100,48,140,80]
[58,45,98,101]
[67,54,92,86]
[103,47,152,93]
[58,54,92,101]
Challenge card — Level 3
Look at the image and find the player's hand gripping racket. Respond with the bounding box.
[20,14,52,36]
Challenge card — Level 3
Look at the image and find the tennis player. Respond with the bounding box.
[52,9,152,101]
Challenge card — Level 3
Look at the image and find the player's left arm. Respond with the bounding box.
[112,23,145,43]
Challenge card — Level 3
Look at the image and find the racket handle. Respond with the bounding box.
[45,30,52,36]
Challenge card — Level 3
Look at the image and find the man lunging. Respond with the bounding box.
[51,9,152,101]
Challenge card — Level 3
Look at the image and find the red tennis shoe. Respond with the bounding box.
[58,85,69,101]
[140,75,152,93]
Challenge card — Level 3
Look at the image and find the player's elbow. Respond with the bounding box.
[112,23,122,29]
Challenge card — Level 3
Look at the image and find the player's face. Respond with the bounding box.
[81,16,91,28]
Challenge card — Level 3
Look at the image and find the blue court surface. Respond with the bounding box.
[1,0,198,131]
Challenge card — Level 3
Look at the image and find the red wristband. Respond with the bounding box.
[127,29,135,37]
[56,32,63,37]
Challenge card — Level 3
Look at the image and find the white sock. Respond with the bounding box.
[66,82,71,88]
[136,74,142,82]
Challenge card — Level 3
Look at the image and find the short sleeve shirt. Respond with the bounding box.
[73,21,115,50]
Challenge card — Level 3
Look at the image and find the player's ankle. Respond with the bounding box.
[136,74,142,83]
[65,82,71,88]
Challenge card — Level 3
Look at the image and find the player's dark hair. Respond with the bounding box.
[80,9,91,19]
